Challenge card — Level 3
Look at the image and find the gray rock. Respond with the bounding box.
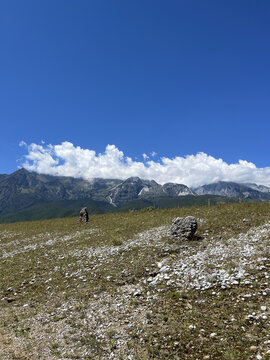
[79,207,89,222]
[170,216,197,240]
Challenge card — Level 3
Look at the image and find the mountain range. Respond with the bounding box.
[0,168,269,222]
[194,181,270,201]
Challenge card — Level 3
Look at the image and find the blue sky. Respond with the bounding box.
[1,1,270,185]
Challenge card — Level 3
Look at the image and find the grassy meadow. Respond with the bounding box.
[0,202,269,359]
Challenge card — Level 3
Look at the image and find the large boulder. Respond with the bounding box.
[170,216,197,240]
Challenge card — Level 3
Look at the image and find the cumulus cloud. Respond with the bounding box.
[20,141,270,188]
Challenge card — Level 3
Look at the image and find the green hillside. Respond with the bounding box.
[0,194,241,223]
[0,199,114,223]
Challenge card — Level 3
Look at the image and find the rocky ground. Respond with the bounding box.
[0,204,269,359]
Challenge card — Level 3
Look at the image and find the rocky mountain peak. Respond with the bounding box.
[122,177,143,184]
[162,183,195,196]
[194,181,270,200]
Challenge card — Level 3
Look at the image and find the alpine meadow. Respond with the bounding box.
[1,202,270,359]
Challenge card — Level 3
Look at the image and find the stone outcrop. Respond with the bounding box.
[79,207,89,222]
[170,216,197,240]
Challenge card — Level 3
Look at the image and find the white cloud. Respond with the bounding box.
[20,141,270,187]
[19,140,27,147]
[142,153,149,160]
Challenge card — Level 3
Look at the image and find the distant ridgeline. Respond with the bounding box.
[0,168,269,223]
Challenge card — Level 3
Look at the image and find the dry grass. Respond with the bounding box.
[0,202,269,359]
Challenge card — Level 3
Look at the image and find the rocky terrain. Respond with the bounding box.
[107,177,195,206]
[0,202,269,359]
